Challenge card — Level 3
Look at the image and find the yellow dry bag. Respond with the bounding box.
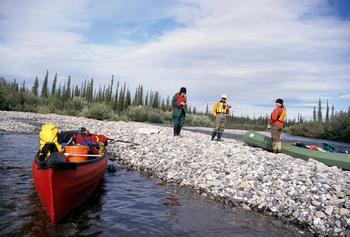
[39,124,62,153]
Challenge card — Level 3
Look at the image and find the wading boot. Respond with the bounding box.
[173,126,178,136]
[276,142,282,153]
[177,126,182,136]
[217,133,223,141]
[211,131,217,141]
[272,142,278,153]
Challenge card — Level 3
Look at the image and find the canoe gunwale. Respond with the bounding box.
[35,152,107,170]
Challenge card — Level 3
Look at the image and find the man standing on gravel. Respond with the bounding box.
[269,98,286,153]
[211,95,230,141]
[172,87,187,136]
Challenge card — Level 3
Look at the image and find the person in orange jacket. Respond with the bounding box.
[269,98,286,153]
[211,95,230,141]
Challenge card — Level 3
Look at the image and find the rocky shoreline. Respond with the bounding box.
[1,111,349,236]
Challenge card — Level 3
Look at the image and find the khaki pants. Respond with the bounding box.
[214,114,227,133]
[271,125,282,142]
[271,125,282,152]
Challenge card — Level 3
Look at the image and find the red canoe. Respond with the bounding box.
[32,153,108,223]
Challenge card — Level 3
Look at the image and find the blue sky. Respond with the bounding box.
[0,0,349,118]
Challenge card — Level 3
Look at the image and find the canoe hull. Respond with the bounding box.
[243,131,350,170]
[32,154,108,223]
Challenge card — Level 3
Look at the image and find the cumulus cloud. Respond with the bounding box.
[0,0,349,118]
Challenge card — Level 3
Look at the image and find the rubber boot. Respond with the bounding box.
[276,142,282,153]
[217,132,223,141]
[272,142,278,153]
[177,126,182,136]
[211,131,217,141]
[174,126,178,136]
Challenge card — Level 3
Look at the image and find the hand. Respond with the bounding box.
[180,102,186,106]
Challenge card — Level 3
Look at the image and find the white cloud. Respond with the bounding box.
[0,0,349,119]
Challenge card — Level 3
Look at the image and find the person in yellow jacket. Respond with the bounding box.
[211,95,230,141]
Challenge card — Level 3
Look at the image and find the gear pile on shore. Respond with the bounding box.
[1,111,349,236]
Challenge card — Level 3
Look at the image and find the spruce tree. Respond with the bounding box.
[86,79,94,102]
[161,98,165,110]
[32,76,39,96]
[113,81,120,111]
[166,96,170,110]
[51,73,57,96]
[107,75,114,103]
[152,91,159,108]
[125,88,131,109]
[325,100,330,123]
[118,83,126,111]
[74,85,80,97]
[57,83,62,97]
[145,92,149,106]
[317,98,322,122]
[313,106,317,121]
[81,80,87,98]
[65,75,71,100]
[41,70,49,98]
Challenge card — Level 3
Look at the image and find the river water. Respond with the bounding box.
[0,134,311,237]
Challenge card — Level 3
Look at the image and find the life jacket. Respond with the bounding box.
[270,107,286,127]
[278,109,287,122]
[215,101,229,114]
[172,93,186,109]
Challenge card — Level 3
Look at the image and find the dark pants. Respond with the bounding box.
[173,110,185,135]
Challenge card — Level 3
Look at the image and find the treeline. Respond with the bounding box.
[285,98,350,142]
[2,72,348,142]
[1,71,174,113]
[0,71,210,125]
[0,71,282,130]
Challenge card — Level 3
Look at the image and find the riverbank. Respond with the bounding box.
[1,111,349,236]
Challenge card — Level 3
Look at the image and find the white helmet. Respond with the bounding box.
[221,94,227,99]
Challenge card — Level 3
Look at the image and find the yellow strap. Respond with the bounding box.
[278,110,286,121]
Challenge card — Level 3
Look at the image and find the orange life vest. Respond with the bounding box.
[270,107,286,127]
[172,93,186,109]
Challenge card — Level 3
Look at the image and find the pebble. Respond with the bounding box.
[315,211,326,219]
[1,111,350,236]
[339,208,349,217]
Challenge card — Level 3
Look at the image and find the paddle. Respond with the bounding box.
[107,138,140,146]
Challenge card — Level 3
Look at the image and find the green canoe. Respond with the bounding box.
[243,131,350,170]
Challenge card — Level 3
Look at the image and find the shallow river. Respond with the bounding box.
[0,134,311,236]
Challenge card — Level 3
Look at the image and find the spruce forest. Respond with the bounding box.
[0,71,349,142]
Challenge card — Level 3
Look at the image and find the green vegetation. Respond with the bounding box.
[285,99,350,143]
[0,72,349,142]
